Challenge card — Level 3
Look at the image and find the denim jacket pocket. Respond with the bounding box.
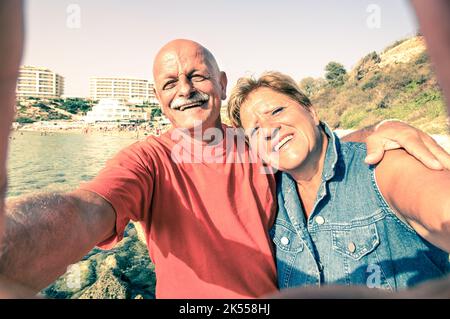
[271,222,304,253]
[332,223,380,260]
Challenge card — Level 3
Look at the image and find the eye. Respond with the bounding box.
[271,106,284,116]
[162,80,177,90]
[191,74,208,82]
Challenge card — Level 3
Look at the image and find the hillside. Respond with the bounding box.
[299,36,449,134]
[15,98,91,123]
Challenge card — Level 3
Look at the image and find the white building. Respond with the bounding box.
[16,66,64,99]
[89,77,158,105]
[84,99,148,123]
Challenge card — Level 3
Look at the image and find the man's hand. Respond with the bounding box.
[364,120,450,170]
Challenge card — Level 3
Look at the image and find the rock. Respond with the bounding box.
[42,259,96,299]
[98,254,118,275]
[131,221,147,244]
[78,269,129,299]
[42,223,156,299]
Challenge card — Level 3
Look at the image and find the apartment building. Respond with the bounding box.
[89,77,158,104]
[16,66,64,99]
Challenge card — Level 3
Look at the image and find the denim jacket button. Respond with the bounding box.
[280,236,290,246]
[315,216,325,225]
[348,242,356,253]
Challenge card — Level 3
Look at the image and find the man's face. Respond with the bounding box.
[153,44,227,130]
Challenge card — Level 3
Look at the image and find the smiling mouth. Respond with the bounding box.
[176,101,207,111]
[273,134,294,152]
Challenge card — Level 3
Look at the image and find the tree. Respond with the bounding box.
[61,98,91,114]
[151,107,162,119]
[298,77,324,97]
[325,62,347,87]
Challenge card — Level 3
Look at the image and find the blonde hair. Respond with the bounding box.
[227,71,312,128]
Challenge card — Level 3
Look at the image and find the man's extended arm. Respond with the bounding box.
[411,0,450,114]
[340,124,375,143]
[0,189,116,293]
[0,0,24,242]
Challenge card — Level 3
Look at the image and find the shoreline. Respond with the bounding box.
[14,127,152,139]
[12,120,165,139]
[11,122,450,152]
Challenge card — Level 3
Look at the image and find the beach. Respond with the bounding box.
[13,120,166,140]
[12,120,450,152]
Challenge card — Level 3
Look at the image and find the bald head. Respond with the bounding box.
[151,39,228,130]
[153,39,221,79]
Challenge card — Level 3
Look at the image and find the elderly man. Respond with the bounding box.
[0,39,449,298]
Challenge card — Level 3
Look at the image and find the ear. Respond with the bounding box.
[153,86,167,116]
[219,71,228,100]
[308,106,320,126]
[153,87,160,102]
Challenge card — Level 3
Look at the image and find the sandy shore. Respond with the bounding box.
[13,120,166,139]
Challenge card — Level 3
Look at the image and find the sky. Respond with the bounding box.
[22,0,419,97]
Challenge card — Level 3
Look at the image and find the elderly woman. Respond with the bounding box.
[227,71,450,291]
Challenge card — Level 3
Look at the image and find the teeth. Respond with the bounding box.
[178,101,206,111]
[274,135,293,152]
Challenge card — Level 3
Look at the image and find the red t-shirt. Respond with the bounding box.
[79,125,278,298]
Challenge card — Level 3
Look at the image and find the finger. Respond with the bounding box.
[402,138,443,170]
[364,136,386,164]
[423,136,450,170]
[365,150,385,165]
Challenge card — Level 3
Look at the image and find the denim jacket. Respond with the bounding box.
[271,122,450,291]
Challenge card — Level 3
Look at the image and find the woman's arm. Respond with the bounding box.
[375,149,450,252]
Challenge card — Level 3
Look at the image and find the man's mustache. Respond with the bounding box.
[170,92,210,110]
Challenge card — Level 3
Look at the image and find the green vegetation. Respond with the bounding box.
[15,117,36,124]
[58,98,92,114]
[15,97,94,122]
[150,107,162,119]
[324,62,347,87]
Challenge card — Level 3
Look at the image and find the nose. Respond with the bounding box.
[260,122,280,141]
[178,75,195,97]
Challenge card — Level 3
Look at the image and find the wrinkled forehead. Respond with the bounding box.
[240,89,291,127]
[240,96,269,129]
[242,90,278,114]
[153,47,213,80]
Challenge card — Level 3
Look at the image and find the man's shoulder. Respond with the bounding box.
[126,133,173,152]
[111,134,173,168]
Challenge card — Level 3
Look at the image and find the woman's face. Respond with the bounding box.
[240,87,321,171]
